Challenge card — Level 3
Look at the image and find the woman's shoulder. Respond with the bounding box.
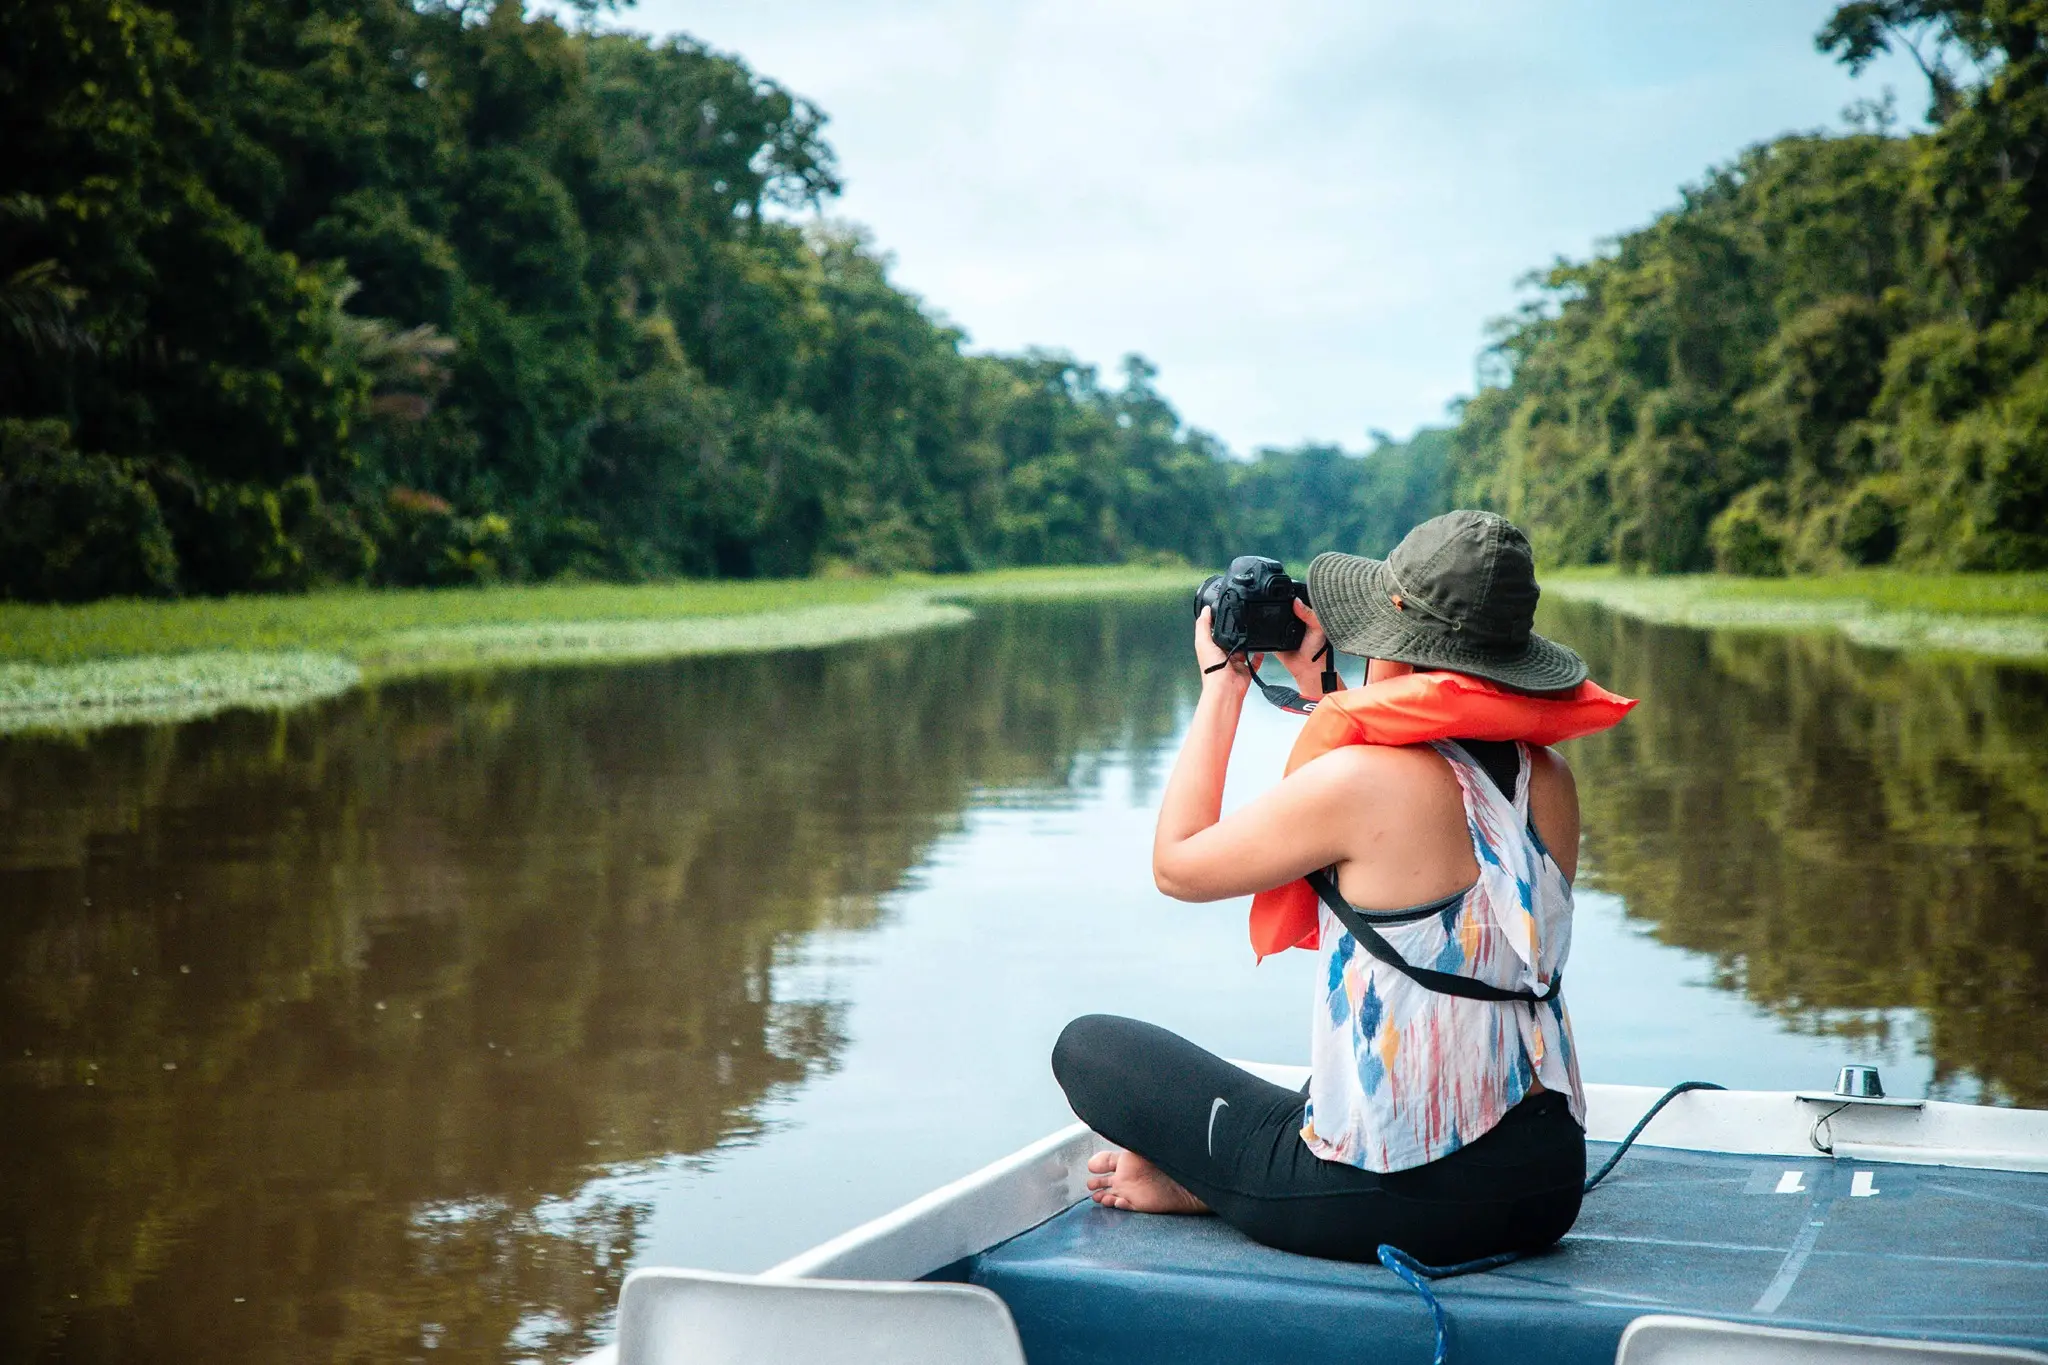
[1524,743,1577,793]
[1292,740,1464,784]
[1284,742,1467,815]
[1295,740,1573,787]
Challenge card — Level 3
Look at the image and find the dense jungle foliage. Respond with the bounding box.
[1453,2,2048,574]
[4,1,2040,602]
[0,0,1438,601]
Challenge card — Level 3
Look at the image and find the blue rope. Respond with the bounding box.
[1582,1080,1725,1192]
[1374,1245,1521,1365]
[1377,1080,1725,1365]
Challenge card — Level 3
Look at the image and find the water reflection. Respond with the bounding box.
[1547,599,2048,1105]
[3,593,2044,1365]
[0,598,1195,1365]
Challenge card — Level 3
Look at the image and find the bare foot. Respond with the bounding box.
[1085,1148,1209,1214]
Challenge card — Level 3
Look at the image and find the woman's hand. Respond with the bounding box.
[1193,607,1255,696]
[1271,599,1332,701]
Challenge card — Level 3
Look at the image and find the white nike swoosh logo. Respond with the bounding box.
[1207,1097,1229,1156]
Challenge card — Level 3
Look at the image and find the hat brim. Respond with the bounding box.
[1307,551,1588,694]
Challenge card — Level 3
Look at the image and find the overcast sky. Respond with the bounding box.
[591,0,1922,452]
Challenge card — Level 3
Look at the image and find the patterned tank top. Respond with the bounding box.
[1301,740,1585,1174]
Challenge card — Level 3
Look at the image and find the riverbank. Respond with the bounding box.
[0,566,1195,735]
[1545,569,2048,663]
[16,564,2043,737]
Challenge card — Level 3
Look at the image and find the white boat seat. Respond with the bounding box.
[613,1267,1027,1365]
[1616,1315,2048,1365]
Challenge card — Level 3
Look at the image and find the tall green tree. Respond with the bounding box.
[1232,429,1452,563]
[1452,2,2048,573]
[1,0,1261,599]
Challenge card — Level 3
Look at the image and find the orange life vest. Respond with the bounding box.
[1248,671,1637,960]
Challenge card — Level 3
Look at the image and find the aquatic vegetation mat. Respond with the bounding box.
[358,600,973,678]
[0,652,364,734]
[1546,572,2048,663]
[0,567,1192,733]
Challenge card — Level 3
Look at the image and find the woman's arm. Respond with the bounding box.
[1151,610,1251,896]
[1152,609,1367,902]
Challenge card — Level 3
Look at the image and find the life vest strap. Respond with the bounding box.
[1304,869,1562,1005]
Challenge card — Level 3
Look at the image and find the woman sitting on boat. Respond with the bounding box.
[1053,509,1610,1266]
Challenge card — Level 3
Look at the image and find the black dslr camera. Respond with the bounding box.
[1194,555,1311,655]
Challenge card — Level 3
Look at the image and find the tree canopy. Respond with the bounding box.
[1451,1,2048,573]
[5,1,2041,602]
[1,0,1307,599]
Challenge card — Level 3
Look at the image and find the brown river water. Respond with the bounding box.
[2,595,2043,1364]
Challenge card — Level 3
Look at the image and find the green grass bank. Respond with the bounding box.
[0,566,1196,735]
[1546,569,2048,663]
[10,564,2041,737]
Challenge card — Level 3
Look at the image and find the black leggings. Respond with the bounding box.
[1052,1014,1585,1265]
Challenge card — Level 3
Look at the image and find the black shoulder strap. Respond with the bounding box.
[1304,869,1561,1005]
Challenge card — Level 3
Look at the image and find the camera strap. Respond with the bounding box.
[1304,868,1562,1005]
[1200,642,1340,716]
[1249,659,1317,714]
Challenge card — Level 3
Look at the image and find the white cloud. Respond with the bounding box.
[591,0,1927,449]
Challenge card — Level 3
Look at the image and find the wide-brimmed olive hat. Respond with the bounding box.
[1307,510,1587,693]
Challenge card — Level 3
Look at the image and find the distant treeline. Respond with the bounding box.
[4,2,2040,603]
[0,0,1435,602]
[1452,3,2048,574]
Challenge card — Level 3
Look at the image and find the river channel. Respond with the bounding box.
[3,593,2044,1364]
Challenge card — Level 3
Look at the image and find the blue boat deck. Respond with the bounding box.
[961,1143,2048,1364]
